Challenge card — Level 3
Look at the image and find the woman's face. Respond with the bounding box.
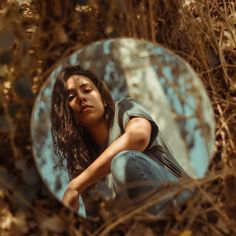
[65,75,105,128]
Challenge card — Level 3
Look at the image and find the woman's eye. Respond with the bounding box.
[68,95,76,100]
[83,88,92,93]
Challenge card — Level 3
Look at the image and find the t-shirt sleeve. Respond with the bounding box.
[118,98,159,148]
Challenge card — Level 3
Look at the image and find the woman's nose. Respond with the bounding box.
[76,92,86,104]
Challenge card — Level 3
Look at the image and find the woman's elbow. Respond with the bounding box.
[126,130,151,151]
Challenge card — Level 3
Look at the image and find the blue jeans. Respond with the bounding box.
[111,150,191,213]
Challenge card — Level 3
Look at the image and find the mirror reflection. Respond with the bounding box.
[31,38,215,217]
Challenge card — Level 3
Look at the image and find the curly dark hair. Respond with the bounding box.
[50,65,115,180]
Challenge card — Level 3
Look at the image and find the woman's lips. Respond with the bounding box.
[80,106,92,113]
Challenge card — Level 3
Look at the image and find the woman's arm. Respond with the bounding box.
[63,117,152,209]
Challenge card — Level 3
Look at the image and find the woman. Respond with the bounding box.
[50,65,189,214]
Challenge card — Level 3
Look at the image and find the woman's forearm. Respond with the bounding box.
[68,121,151,193]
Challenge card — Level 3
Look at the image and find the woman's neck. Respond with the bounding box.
[86,120,109,150]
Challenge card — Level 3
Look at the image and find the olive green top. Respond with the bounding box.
[107,97,187,179]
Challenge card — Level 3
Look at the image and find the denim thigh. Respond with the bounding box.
[111,150,190,211]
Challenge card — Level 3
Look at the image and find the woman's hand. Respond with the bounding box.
[62,185,80,212]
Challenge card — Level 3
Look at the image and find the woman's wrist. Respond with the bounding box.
[68,177,83,193]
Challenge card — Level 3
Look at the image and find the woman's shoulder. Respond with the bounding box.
[116,97,139,107]
[115,97,152,118]
[117,97,132,103]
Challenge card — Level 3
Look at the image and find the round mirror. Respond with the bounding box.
[31,38,215,217]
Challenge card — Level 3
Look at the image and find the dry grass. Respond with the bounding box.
[0,0,236,235]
